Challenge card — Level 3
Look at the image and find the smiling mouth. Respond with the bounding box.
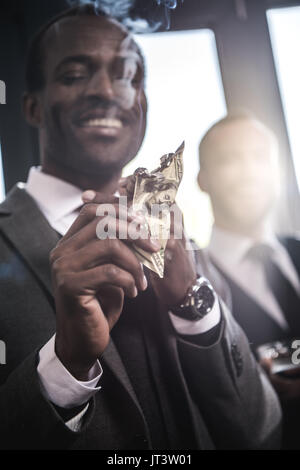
[79,118,123,129]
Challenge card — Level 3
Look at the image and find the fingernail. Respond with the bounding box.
[133,286,138,297]
[129,209,145,224]
[142,275,148,290]
[82,190,96,202]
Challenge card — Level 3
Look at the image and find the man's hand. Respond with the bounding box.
[261,358,300,402]
[50,193,160,380]
[149,204,197,308]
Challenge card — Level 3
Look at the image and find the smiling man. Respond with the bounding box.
[0,5,281,450]
[25,9,146,191]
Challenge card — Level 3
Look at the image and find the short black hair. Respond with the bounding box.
[25,4,129,93]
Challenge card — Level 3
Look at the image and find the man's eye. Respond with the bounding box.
[132,75,142,87]
[131,71,143,88]
[60,75,87,85]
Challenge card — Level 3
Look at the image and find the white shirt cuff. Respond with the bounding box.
[168,296,221,335]
[37,335,102,409]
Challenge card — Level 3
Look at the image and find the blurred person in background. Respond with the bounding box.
[198,112,300,448]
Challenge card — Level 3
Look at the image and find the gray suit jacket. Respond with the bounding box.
[0,185,281,449]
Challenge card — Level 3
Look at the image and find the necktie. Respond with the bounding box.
[247,243,300,336]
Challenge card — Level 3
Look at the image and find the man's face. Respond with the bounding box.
[199,119,280,232]
[35,16,147,177]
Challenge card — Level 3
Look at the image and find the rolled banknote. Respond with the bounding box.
[131,142,184,278]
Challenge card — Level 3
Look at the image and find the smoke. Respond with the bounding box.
[66,0,183,32]
[156,0,178,9]
[155,0,183,30]
[68,0,133,18]
[66,0,131,19]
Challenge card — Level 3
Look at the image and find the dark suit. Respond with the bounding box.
[210,237,300,348]
[209,237,300,449]
[0,185,281,449]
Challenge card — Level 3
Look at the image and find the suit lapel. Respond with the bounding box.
[215,262,288,344]
[138,285,204,448]
[0,185,59,296]
[0,185,146,421]
[280,237,300,280]
[101,339,149,427]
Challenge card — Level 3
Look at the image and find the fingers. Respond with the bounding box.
[52,238,148,291]
[268,373,298,400]
[61,191,140,243]
[260,358,273,375]
[56,264,140,299]
[65,199,146,242]
[118,175,136,198]
[259,360,300,401]
[279,367,300,378]
[96,286,124,330]
[61,195,119,243]
[95,215,160,253]
[52,203,160,262]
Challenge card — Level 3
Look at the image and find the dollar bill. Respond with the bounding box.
[131,142,184,278]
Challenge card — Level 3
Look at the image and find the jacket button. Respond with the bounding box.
[231,342,243,377]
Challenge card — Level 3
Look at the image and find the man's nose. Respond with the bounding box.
[84,69,115,102]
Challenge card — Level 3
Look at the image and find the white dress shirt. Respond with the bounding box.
[25,166,221,429]
[208,225,300,330]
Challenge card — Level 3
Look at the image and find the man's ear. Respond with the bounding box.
[197,169,209,193]
[22,92,43,128]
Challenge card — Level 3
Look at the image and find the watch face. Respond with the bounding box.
[193,284,215,317]
[171,278,215,321]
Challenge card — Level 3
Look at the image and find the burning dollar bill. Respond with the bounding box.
[131,142,184,278]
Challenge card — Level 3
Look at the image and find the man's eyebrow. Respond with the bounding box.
[54,55,92,73]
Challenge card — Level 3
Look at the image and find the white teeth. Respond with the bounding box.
[83,118,122,128]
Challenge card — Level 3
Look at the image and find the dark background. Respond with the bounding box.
[1,0,300,232]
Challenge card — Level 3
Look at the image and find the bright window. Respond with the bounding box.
[267,7,300,190]
[123,29,226,247]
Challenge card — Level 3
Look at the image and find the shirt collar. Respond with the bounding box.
[208,224,279,267]
[25,166,83,221]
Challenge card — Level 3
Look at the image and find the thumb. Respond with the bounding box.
[260,357,273,376]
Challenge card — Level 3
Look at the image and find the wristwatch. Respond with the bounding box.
[170,276,215,321]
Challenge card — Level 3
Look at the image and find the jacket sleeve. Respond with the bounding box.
[176,300,282,449]
[0,351,95,449]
